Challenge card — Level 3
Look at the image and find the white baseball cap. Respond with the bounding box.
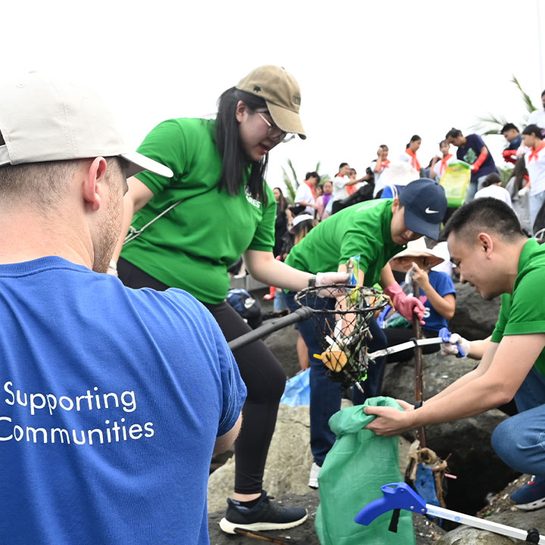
[0,71,173,179]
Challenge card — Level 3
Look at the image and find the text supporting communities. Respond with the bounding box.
[0,381,155,446]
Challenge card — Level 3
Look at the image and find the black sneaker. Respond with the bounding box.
[218,491,308,534]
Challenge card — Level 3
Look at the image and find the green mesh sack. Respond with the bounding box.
[315,397,416,545]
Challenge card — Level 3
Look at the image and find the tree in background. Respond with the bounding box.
[474,75,537,135]
[472,75,538,183]
[281,159,323,202]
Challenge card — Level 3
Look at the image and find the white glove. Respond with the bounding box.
[440,333,470,358]
[312,272,350,298]
[316,272,349,286]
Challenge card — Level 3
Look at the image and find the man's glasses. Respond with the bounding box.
[256,111,295,143]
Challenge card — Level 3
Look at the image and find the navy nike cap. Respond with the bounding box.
[398,178,447,240]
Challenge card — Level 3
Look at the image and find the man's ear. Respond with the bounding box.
[82,157,108,211]
[477,232,494,257]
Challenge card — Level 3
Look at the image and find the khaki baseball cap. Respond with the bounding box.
[236,65,306,139]
[0,71,173,179]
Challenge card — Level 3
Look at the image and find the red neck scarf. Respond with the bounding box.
[305,180,317,199]
[529,142,545,162]
[377,159,390,173]
[406,148,421,171]
[440,154,452,173]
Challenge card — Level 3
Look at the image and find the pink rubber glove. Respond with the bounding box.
[384,283,425,325]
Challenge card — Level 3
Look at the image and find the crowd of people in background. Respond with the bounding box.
[274,91,545,253]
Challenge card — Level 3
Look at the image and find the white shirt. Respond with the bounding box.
[474,184,513,208]
[332,175,350,201]
[294,182,316,215]
[525,144,545,196]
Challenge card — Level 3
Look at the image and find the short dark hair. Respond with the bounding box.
[305,171,320,181]
[445,128,462,140]
[338,162,349,170]
[541,89,545,98]
[442,197,525,243]
[501,123,519,134]
[522,124,543,139]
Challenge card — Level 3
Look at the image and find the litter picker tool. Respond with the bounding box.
[355,482,545,544]
[233,527,296,544]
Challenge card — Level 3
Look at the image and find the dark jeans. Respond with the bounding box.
[286,291,387,466]
[118,258,286,494]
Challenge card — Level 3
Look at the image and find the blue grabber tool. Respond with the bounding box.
[355,482,545,544]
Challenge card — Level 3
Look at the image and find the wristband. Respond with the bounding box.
[308,275,316,288]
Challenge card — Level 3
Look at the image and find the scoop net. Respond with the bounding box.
[294,285,388,390]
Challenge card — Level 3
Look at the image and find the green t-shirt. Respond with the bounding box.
[491,238,545,376]
[120,118,276,304]
[285,199,402,286]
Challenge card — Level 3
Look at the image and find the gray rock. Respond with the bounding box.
[264,324,301,378]
[449,282,501,340]
[208,404,313,513]
[436,527,514,544]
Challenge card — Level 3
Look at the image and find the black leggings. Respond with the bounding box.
[117,258,286,494]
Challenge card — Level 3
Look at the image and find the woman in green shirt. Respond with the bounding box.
[113,65,343,535]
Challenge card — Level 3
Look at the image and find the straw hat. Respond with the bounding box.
[389,238,444,273]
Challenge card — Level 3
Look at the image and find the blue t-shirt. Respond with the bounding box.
[456,133,498,183]
[0,257,246,545]
[418,270,456,332]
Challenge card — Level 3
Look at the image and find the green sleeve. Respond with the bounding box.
[134,119,187,194]
[491,294,509,343]
[503,270,545,336]
[247,184,276,252]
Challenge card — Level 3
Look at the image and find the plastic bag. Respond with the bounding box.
[279,369,310,406]
[315,398,415,545]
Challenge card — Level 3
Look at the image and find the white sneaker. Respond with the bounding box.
[308,462,321,489]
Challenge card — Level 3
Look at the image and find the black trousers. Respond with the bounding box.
[118,258,286,494]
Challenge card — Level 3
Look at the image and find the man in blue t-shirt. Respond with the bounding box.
[501,123,522,165]
[446,127,498,201]
[0,71,246,545]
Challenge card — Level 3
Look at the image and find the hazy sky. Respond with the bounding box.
[5,0,545,187]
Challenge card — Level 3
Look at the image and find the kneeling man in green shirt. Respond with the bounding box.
[367,197,545,511]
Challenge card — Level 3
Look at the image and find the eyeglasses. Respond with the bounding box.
[256,111,295,143]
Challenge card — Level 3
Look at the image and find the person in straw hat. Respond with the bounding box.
[382,238,456,362]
